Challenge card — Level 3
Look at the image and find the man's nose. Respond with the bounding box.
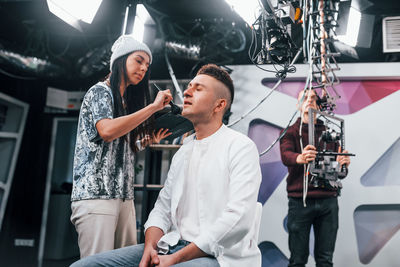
[184,88,192,97]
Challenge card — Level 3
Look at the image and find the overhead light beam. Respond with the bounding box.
[224,0,263,26]
[337,6,361,47]
[131,4,154,42]
[47,0,102,31]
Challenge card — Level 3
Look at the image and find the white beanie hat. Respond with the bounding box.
[110,35,153,71]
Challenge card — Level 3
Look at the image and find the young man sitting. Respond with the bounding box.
[71,64,262,267]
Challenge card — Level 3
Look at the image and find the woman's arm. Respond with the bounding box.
[96,90,172,142]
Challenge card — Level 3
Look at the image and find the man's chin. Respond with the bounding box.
[182,111,196,123]
[181,110,191,119]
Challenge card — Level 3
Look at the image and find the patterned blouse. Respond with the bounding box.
[71,82,135,201]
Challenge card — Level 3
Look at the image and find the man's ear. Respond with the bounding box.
[214,99,227,113]
[296,90,304,111]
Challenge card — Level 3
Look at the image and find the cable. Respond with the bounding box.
[255,0,313,157]
[259,108,298,156]
[228,78,283,127]
[275,63,296,79]
[229,48,302,127]
[0,68,37,80]
[164,50,184,102]
[247,12,300,78]
[258,71,311,157]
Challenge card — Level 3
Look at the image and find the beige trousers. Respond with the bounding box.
[71,198,137,258]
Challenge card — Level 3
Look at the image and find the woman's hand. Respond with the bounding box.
[153,128,172,144]
[139,128,171,149]
[152,90,173,111]
[140,134,152,148]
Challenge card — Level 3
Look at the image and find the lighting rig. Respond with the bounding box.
[303,0,341,111]
[248,0,299,77]
[301,0,355,191]
[236,1,356,193]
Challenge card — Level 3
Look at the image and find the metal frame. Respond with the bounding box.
[308,107,350,181]
[0,92,29,231]
[308,108,345,148]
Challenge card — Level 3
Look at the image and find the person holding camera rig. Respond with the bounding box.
[279,89,350,267]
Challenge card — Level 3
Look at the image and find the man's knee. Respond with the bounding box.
[70,243,145,267]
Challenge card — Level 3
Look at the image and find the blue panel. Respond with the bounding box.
[354,204,400,264]
[258,161,287,203]
[259,241,289,267]
[361,137,400,187]
[248,119,288,204]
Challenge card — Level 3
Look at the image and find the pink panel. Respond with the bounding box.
[264,80,400,115]
[362,81,400,102]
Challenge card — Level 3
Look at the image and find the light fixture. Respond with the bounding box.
[382,16,400,53]
[132,4,154,42]
[224,0,263,26]
[337,6,361,47]
[47,0,102,31]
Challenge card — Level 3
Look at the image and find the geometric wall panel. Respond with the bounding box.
[248,119,287,204]
[230,64,400,267]
[259,241,289,267]
[361,137,400,187]
[354,204,400,264]
[263,80,400,115]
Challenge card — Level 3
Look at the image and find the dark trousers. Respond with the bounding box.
[287,197,339,267]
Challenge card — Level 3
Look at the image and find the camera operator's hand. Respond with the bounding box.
[337,146,351,167]
[296,144,317,164]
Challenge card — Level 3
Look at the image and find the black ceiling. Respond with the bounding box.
[0,0,399,90]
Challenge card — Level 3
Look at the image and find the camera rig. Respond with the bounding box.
[308,108,355,190]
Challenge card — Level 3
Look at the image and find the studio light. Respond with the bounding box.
[131,4,154,42]
[382,16,400,53]
[47,0,102,31]
[224,0,262,26]
[337,6,361,47]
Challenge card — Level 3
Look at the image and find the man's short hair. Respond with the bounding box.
[196,64,234,105]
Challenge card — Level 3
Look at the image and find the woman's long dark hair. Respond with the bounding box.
[108,53,155,152]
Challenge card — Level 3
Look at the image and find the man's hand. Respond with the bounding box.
[139,246,159,267]
[155,254,178,267]
[140,227,165,267]
[337,146,351,167]
[296,144,317,164]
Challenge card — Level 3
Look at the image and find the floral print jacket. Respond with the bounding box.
[71,82,135,201]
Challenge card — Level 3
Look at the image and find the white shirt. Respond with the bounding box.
[144,124,262,267]
[176,139,201,241]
